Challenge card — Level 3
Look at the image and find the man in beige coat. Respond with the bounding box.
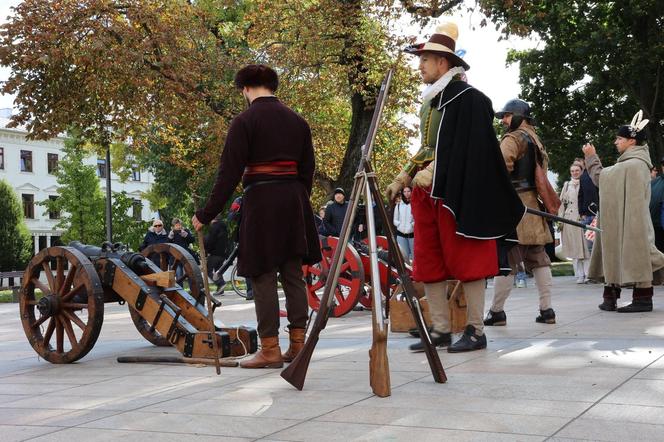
[485,99,557,326]
[582,111,664,312]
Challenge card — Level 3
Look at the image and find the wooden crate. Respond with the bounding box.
[389,280,467,334]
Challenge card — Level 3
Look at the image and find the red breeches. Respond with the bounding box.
[411,186,498,283]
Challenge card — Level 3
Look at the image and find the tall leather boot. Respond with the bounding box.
[281,328,306,362]
[598,286,621,311]
[617,287,653,313]
[240,336,284,368]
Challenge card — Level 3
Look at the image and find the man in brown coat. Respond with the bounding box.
[192,64,321,368]
[485,99,557,326]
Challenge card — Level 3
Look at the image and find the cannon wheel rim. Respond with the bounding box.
[304,236,364,317]
[136,243,203,346]
[19,246,104,363]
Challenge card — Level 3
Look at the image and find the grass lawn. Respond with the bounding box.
[551,261,574,277]
[0,289,43,303]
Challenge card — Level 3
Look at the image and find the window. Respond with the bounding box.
[48,196,60,219]
[97,158,107,178]
[132,199,142,221]
[22,194,34,219]
[20,150,32,172]
[0,147,4,170]
[131,166,141,182]
[47,153,59,174]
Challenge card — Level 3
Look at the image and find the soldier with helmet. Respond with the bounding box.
[484,99,558,327]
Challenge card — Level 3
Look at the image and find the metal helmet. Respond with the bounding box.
[495,99,532,119]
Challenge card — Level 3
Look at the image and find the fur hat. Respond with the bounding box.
[617,110,649,143]
[404,21,470,71]
[234,64,279,92]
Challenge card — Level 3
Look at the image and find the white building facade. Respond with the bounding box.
[0,117,155,255]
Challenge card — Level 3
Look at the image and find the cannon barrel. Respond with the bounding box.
[68,241,150,274]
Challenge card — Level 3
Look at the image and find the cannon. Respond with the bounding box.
[19,241,257,364]
[303,236,403,317]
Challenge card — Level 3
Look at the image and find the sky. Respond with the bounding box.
[0,1,538,114]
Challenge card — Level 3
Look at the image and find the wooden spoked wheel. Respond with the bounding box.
[19,246,104,363]
[134,243,204,347]
[304,236,365,317]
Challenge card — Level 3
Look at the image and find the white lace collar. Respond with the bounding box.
[421,66,466,103]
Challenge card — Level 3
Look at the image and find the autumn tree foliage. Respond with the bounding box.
[0,0,464,212]
[477,0,664,179]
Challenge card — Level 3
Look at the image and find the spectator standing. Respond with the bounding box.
[649,158,664,252]
[577,157,599,253]
[169,218,196,280]
[322,188,348,237]
[393,186,415,261]
[139,219,169,267]
[559,162,591,283]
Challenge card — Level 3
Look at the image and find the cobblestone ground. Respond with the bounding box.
[1,276,663,441]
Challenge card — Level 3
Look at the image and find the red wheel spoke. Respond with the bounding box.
[61,282,85,302]
[62,303,88,310]
[42,261,56,293]
[31,277,51,296]
[55,317,64,353]
[59,265,77,296]
[42,317,56,344]
[55,257,64,294]
[60,315,78,349]
[32,313,51,329]
[338,277,353,286]
[339,261,351,273]
[334,290,345,305]
[62,309,87,331]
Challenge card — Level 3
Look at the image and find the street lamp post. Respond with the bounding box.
[104,141,112,243]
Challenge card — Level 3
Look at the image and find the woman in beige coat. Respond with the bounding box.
[582,111,664,312]
[559,162,591,283]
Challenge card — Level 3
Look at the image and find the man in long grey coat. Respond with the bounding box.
[582,111,664,312]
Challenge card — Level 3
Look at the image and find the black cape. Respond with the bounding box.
[431,81,524,239]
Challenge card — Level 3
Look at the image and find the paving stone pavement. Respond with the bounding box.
[1,276,663,441]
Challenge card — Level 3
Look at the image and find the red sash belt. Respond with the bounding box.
[244,160,298,176]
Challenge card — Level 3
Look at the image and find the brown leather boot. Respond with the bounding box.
[598,286,621,311]
[239,336,284,368]
[282,328,306,362]
[617,287,653,312]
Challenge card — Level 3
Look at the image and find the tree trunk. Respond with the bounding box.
[333,91,375,193]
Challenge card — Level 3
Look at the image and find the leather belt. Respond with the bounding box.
[244,161,297,176]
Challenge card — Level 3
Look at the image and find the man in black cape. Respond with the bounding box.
[386,21,524,352]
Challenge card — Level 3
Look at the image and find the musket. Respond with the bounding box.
[526,207,601,233]
[281,70,394,391]
[365,161,446,384]
[364,178,391,397]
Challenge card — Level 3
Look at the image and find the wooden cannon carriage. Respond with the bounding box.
[18,241,257,364]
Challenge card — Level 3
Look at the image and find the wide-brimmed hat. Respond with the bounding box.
[404,21,470,71]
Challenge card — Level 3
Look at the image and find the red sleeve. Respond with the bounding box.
[196,116,250,224]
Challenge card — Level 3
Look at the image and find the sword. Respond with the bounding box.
[526,207,601,233]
